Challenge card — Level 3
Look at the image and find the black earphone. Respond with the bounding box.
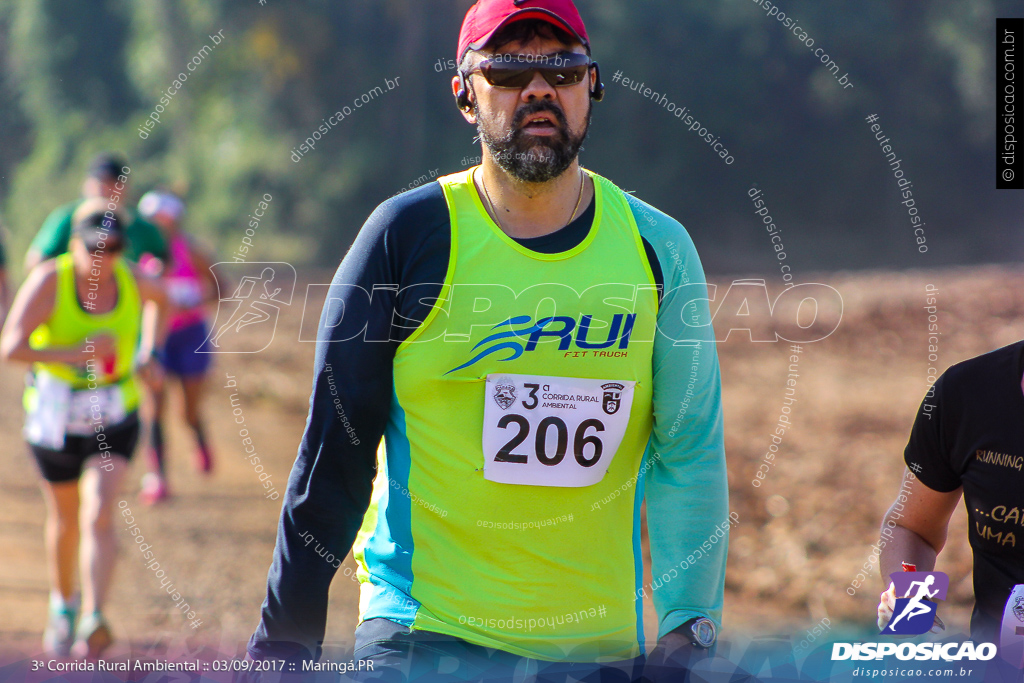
[456,61,605,112]
[590,62,605,102]
[456,71,473,112]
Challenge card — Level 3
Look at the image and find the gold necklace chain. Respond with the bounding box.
[476,166,586,237]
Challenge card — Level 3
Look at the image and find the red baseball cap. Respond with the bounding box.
[457,0,590,63]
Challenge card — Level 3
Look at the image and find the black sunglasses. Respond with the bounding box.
[86,244,124,256]
[82,236,125,255]
[466,51,594,89]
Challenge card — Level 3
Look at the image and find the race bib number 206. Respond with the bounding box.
[482,374,635,487]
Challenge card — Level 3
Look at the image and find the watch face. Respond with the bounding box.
[692,618,716,647]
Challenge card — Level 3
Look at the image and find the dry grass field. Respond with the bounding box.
[2,265,1021,662]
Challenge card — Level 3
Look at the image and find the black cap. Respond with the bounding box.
[73,210,126,253]
[86,152,128,182]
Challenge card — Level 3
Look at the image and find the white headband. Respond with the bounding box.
[138,191,185,222]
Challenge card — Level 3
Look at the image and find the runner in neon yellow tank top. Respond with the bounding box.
[250,2,729,680]
[367,167,658,664]
[0,202,167,659]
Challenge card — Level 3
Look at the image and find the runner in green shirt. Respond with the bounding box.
[24,153,168,269]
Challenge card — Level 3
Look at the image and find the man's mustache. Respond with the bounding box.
[512,102,569,131]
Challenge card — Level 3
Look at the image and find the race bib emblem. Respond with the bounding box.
[602,383,624,415]
[482,374,635,487]
[1000,585,1024,666]
[493,380,516,411]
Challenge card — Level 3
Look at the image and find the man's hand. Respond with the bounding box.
[877,582,897,631]
[80,334,118,362]
[641,628,710,683]
[136,353,164,388]
[68,334,117,373]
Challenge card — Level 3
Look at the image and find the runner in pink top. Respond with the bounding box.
[164,233,208,331]
[137,190,218,504]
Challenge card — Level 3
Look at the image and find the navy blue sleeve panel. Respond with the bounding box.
[640,237,665,304]
[248,183,451,663]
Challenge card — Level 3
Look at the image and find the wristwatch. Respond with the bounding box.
[681,617,717,649]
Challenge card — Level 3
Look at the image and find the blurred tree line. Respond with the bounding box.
[0,0,1020,276]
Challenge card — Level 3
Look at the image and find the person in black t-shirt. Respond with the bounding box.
[876,341,1024,649]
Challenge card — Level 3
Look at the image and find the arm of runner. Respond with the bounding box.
[133,266,169,379]
[877,380,962,630]
[876,473,961,631]
[879,471,961,582]
[0,261,113,364]
[629,198,729,641]
[247,201,410,663]
[0,262,84,366]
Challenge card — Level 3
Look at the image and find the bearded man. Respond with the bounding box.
[248,2,729,681]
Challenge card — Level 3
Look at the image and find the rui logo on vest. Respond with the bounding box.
[445,313,637,375]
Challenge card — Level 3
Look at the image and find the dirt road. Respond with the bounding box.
[3,266,1020,660]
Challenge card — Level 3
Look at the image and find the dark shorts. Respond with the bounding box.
[157,319,212,377]
[343,618,645,683]
[29,413,140,483]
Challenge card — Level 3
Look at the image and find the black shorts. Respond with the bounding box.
[29,412,141,483]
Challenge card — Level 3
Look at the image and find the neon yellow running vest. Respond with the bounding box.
[25,252,142,412]
[354,168,660,662]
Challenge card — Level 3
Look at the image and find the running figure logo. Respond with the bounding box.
[202,263,296,353]
[881,571,949,635]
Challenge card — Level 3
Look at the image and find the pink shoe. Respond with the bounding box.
[139,473,169,505]
[195,446,213,474]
